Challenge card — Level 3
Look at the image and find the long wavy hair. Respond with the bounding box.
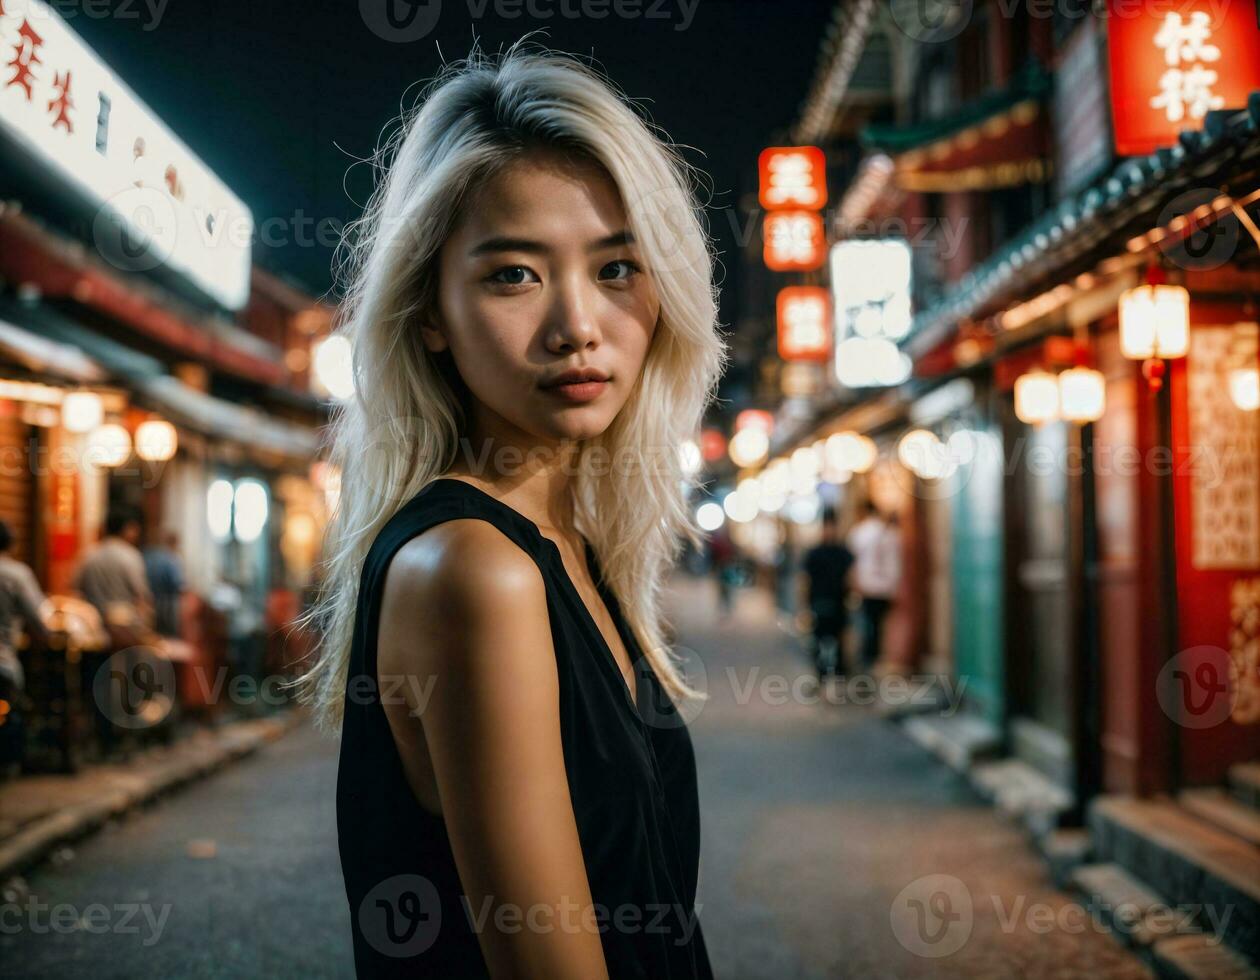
[294,41,728,731]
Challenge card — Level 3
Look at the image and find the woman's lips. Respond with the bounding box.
[542,380,608,403]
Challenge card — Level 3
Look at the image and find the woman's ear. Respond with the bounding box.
[418,316,449,354]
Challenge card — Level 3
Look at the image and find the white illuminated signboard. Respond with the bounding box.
[830,239,914,389]
[0,0,253,309]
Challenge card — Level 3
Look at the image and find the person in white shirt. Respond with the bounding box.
[71,508,154,630]
[846,501,902,669]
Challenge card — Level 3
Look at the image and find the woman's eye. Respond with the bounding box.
[487,265,539,287]
[600,259,642,282]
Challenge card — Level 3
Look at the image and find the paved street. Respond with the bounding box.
[2,574,1150,979]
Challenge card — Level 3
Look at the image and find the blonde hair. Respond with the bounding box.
[294,39,728,731]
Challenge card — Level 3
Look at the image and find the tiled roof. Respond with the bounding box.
[902,93,1260,358]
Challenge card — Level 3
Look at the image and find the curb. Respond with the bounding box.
[0,710,305,882]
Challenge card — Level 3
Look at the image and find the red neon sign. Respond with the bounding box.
[758,146,827,211]
[763,210,825,271]
[776,287,831,363]
[1107,0,1260,156]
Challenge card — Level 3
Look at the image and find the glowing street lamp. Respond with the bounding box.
[1014,371,1060,426]
[136,418,178,461]
[1120,270,1190,391]
[1058,366,1106,423]
[86,423,132,468]
[1119,283,1190,361]
[1229,366,1259,411]
[62,390,103,433]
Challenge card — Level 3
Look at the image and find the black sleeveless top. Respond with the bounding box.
[336,478,713,979]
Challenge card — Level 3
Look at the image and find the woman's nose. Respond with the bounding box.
[545,278,602,353]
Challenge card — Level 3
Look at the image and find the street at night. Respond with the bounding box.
[2,0,1260,977]
[4,575,1155,979]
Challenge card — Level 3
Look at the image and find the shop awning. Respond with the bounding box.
[863,64,1052,192]
[0,315,107,384]
[5,294,166,380]
[137,376,321,461]
[0,207,287,387]
[2,295,322,463]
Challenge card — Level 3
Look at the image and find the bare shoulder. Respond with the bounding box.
[377,518,550,676]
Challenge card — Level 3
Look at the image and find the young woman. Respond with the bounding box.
[296,42,727,979]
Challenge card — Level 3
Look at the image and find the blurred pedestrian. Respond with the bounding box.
[709,524,737,618]
[847,500,901,671]
[0,520,49,771]
[798,509,854,678]
[143,529,185,637]
[71,506,154,632]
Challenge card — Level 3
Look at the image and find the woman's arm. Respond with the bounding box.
[378,519,611,980]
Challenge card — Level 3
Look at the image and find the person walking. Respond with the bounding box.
[798,509,854,679]
[143,529,185,637]
[847,501,902,671]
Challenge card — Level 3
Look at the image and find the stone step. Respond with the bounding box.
[1229,762,1260,810]
[1038,826,1092,890]
[1152,933,1260,980]
[900,712,1001,773]
[970,757,1074,832]
[1070,862,1182,947]
[1179,787,1260,848]
[1090,795,1260,955]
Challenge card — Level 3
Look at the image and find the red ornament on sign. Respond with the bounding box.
[776,286,831,363]
[700,428,727,463]
[758,146,827,211]
[1107,0,1260,156]
[763,210,825,271]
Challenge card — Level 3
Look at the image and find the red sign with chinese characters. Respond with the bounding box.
[758,146,827,211]
[1107,0,1260,155]
[776,287,831,363]
[763,210,825,271]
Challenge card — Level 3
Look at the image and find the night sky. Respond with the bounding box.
[64,0,837,331]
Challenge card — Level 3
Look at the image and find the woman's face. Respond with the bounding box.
[425,151,661,451]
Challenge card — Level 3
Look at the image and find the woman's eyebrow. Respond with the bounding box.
[468,230,636,257]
